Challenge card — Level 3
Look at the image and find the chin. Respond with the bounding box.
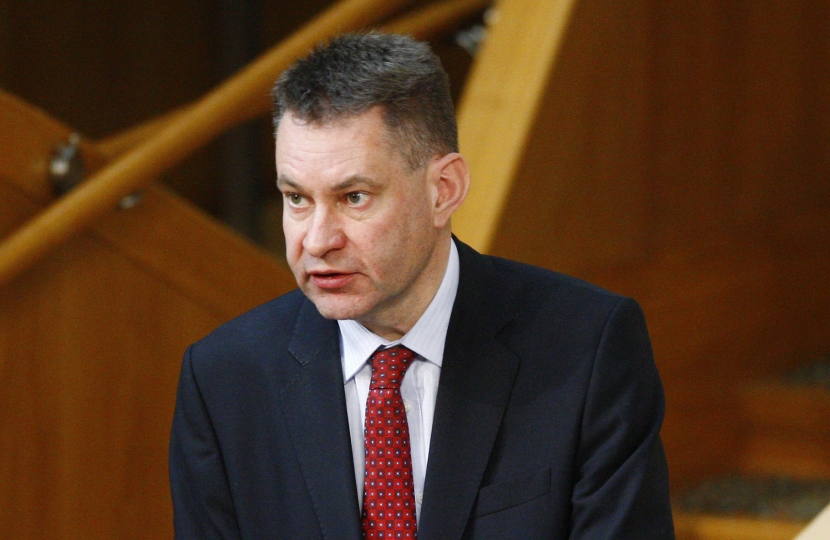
[304,290,369,321]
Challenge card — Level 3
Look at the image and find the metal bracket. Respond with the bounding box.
[455,7,496,57]
[49,133,144,210]
[50,133,85,195]
[455,24,487,56]
[118,192,145,210]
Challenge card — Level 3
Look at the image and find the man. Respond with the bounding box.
[170,33,674,539]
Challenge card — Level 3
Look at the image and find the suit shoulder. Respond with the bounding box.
[189,288,306,363]
[453,238,636,328]
[485,254,627,310]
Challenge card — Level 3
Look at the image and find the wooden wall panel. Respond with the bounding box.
[0,0,476,245]
[453,0,579,250]
[0,0,218,138]
[0,233,224,539]
[488,0,650,271]
[0,185,296,538]
[0,0,226,214]
[0,92,297,539]
[483,0,830,489]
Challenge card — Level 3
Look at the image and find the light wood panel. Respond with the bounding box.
[453,0,578,251]
[0,92,107,203]
[0,91,295,317]
[487,0,649,271]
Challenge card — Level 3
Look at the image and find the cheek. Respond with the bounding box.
[282,219,303,260]
[365,215,425,270]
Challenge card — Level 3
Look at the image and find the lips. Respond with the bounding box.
[308,271,356,290]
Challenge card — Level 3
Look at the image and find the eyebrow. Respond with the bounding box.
[276,176,299,190]
[276,175,382,191]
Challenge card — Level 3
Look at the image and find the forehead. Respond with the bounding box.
[275,109,405,181]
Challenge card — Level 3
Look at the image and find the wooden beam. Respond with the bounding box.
[95,105,190,159]
[94,0,491,160]
[0,90,296,318]
[384,0,489,38]
[453,0,577,253]
[0,0,412,289]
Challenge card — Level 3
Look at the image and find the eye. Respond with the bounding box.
[284,192,309,207]
[346,192,368,206]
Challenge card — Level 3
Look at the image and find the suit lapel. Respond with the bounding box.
[419,241,520,539]
[280,298,362,539]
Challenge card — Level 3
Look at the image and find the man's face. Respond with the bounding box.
[276,108,445,336]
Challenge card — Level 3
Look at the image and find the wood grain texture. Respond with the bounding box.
[0,84,296,539]
[0,235,223,539]
[453,0,578,251]
[466,0,830,489]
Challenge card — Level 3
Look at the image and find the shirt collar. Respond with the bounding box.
[339,239,460,383]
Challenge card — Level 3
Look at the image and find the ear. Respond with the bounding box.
[428,152,470,229]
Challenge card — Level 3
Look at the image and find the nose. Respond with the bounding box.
[303,205,346,258]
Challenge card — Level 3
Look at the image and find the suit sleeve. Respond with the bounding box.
[570,298,675,539]
[169,345,242,540]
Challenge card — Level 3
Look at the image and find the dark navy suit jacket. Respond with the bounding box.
[170,240,675,539]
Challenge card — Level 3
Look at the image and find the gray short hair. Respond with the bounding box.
[272,32,458,172]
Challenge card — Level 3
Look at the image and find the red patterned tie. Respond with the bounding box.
[361,346,418,539]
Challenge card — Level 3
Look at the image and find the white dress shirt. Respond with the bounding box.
[338,239,459,522]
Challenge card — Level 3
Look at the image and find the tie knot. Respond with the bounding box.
[369,345,415,390]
